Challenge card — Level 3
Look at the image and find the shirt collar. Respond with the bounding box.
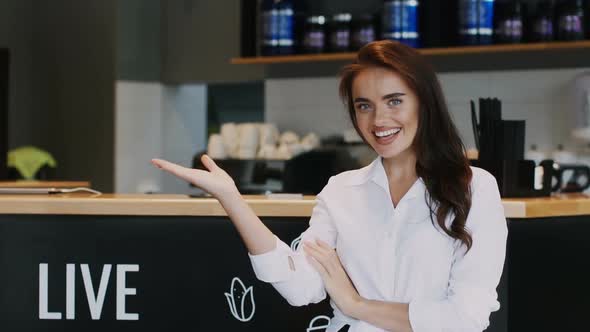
[344,156,425,201]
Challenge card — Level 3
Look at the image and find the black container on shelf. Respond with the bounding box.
[260,0,278,55]
[556,0,586,40]
[351,13,377,50]
[459,0,495,45]
[241,0,259,57]
[259,0,306,55]
[419,0,460,47]
[401,0,421,47]
[303,15,327,53]
[531,0,556,42]
[327,13,352,52]
[381,0,421,48]
[495,0,524,43]
[382,0,402,41]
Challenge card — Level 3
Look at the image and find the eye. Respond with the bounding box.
[388,99,402,106]
[355,103,372,112]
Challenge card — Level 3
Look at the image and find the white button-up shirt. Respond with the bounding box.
[249,157,508,332]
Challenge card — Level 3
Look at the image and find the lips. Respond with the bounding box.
[372,127,401,145]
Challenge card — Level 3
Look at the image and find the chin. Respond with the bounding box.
[372,144,411,160]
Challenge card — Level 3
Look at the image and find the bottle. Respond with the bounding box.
[260,0,280,55]
[382,0,403,42]
[328,13,352,52]
[459,0,494,45]
[495,1,523,44]
[276,0,295,55]
[459,0,480,45]
[531,0,555,42]
[303,15,326,53]
[557,0,585,41]
[400,0,420,47]
[478,0,495,45]
[351,14,376,50]
[382,0,420,47]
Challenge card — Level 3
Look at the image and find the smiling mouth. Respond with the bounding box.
[373,128,401,139]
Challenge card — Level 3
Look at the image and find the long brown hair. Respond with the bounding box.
[339,40,473,251]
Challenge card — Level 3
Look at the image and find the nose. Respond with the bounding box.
[373,105,392,126]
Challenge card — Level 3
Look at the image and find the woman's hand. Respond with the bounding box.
[151,154,238,198]
[303,239,362,318]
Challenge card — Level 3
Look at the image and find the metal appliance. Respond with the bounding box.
[191,144,364,195]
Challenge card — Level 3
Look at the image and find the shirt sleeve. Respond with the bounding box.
[408,170,508,332]
[248,184,337,307]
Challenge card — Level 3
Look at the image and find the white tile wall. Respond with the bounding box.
[161,84,207,194]
[115,81,207,194]
[115,81,163,194]
[265,68,590,157]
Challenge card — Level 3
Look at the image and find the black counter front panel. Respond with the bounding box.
[0,215,332,331]
[11,213,590,332]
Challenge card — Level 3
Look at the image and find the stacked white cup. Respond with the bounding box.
[237,123,259,159]
[207,134,227,159]
[221,123,240,158]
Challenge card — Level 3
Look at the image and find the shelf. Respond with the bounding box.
[231,40,590,65]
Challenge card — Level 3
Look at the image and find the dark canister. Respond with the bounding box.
[557,0,585,40]
[531,0,555,42]
[328,13,352,52]
[260,0,279,55]
[351,14,376,50]
[459,0,495,45]
[303,15,326,53]
[495,1,524,44]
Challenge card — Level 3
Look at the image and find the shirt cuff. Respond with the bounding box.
[408,298,441,332]
[248,236,294,283]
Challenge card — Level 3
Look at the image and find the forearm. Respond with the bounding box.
[217,190,276,255]
[350,298,413,332]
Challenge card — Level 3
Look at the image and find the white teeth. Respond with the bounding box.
[375,128,401,137]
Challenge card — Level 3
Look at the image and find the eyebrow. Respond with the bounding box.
[353,92,406,103]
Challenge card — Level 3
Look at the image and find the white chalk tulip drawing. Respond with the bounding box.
[290,234,303,251]
[224,277,256,322]
[306,315,331,331]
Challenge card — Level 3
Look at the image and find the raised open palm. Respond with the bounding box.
[151,154,238,197]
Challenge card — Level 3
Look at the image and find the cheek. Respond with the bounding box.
[403,107,420,130]
[355,114,371,130]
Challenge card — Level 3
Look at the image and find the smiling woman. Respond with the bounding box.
[151,40,507,332]
[339,41,474,249]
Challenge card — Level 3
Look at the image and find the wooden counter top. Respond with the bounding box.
[0,193,317,217]
[0,192,588,218]
[0,180,90,188]
[502,193,590,218]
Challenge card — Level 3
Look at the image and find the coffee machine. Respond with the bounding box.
[191,144,363,195]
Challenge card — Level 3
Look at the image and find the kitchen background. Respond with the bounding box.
[1,0,590,194]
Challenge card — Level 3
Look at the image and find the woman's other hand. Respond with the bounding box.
[303,239,362,317]
[151,154,238,198]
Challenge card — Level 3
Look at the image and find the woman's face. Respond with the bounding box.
[352,67,420,161]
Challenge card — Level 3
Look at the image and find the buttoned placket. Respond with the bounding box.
[387,200,407,300]
[380,181,423,301]
[376,181,405,301]
[370,158,422,301]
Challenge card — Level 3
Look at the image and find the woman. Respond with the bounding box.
[151,40,507,332]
